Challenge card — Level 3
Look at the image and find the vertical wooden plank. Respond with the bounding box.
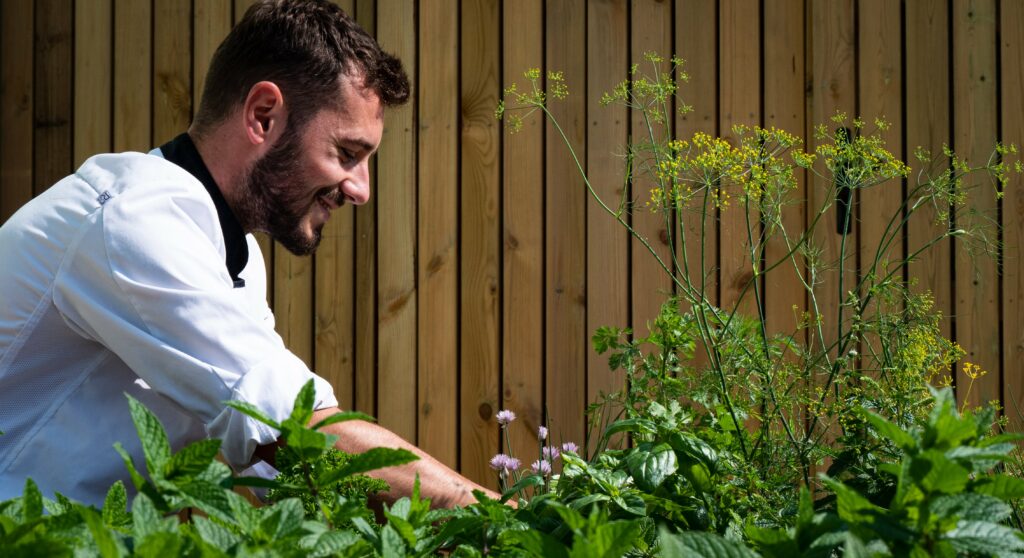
[858,0,903,366]
[195,0,232,120]
[0,2,33,222]
[587,0,629,428]
[1003,0,1024,429]
[718,0,761,316]
[353,0,378,415]
[502,0,544,470]
[546,0,587,447]
[34,0,73,195]
[113,0,151,153]
[417,0,458,467]
[676,0,718,374]
[905,0,952,367]
[74,0,112,168]
[630,0,674,348]
[953,0,999,407]
[314,0,358,410]
[460,0,500,488]
[808,0,856,369]
[376,0,417,442]
[153,0,192,145]
[764,0,806,337]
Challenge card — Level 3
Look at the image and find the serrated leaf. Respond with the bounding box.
[570,519,643,558]
[658,528,759,558]
[102,481,130,528]
[21,478,42,521]
[318,447,419,486]
[177,479,233,523]
[125,395,172,478]
[260,498,305,539]
[165,438,221,479]
[930,493,1012,523]
[132,494,165,542]
[289,379,317,427]
[310,410,375,430]
[383,512,416,547]
[225,490,261,535]
[192,515,242,551]
[504,529,570,558]
[910,451,969,494]
[304,530,361,557]
[945,520,1024,555]
[625,443,678,492]
[113,442,148,493]
[281,419,337,460]
[380,524,406,558]
[134,531,185,558]
[223,400,280,430]
[501,474,544,502]
[863,411,916,450]
[81,506,123,558]
[974,474,1024,500]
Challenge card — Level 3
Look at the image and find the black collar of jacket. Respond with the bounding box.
[159,133,248,287]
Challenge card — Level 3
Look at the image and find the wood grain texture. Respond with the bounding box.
[74,0,112,168]
[857,0,904,373]
[586,0,629,429]
[675,0,719,375]
[952,0,999,408]
[763,0,807,337]
[502,0,545,474]
[153,0,192,145]
[905,0,953,353]
[630,0,675,353]
[417,0,459,467]
[375,0,417,442]
[34,0,73,196]
[1002,0,1024,428]
[718,0,761,316]
[1,1,34,222]
[194,0,232,119]
[113,0,151,153]
[546,0,588,447]
[353,0,378,416]
[460,0,501,488]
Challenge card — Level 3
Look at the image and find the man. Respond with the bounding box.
[0,0,494,508]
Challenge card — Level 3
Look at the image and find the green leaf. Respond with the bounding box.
[974,474,1024,500]
[21,478,42,521]
[318,447,419,486]
[102,481,130,529]
[281,419,337,459]
[259,498,305,539]
[125,395,172,478]
[380,524,406,558]
[192,516,242,551]
[624,443,678,492]
[165,438,221,479]
[658,528,759,558]
[571,519,643,558]
[602,418,657,439]
[500,474,544,502]
[177,479,233,523]
[930,493,1012,523]
[131,494,165,542]
[113,442,148,492]
[223,400,281,430]
[383,511,416,546]
[134,532,185,558]
[289,379,317,427]
[945,520,1024,555]
[81,506,123,558]
[504,529,570,558]
[909,450,969,494]
[863,410,916,450]
[310,410,375,431]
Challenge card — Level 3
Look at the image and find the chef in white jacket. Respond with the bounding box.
[0,0,495,508]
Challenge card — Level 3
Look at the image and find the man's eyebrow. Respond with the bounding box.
[335,137,376,153]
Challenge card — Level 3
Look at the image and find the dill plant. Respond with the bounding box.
[497,53,1020,527]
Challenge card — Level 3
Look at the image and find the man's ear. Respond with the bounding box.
[243,81,285,146]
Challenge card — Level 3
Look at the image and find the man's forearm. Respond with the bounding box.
[310,408,499,508]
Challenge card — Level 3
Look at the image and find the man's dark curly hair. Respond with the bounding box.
[192,0,409,136]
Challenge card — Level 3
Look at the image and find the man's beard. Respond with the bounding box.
[233,128,326,256]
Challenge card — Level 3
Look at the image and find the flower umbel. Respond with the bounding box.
[489,453,520,475]
[496,409,517,427]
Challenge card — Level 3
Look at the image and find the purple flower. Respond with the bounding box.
[489,453,520,474]
[542,446,560,461]
[561,442,579,455]
[496,409,517,426]
[531,459,552,476]
[538,426,548,440]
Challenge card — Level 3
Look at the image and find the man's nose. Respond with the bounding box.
[341,163,370,206]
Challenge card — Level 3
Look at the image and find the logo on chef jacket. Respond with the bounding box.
[97,191,113,205]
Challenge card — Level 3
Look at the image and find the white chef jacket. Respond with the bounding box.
[0,140,337,506]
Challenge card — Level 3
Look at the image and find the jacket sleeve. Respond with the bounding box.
[52,179,337,469]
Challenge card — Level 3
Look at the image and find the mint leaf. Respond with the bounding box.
[224,400,281,430]
[125,395,171,478]
[165,438,221,479]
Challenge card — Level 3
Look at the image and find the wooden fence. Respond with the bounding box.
[1,0,1021,489]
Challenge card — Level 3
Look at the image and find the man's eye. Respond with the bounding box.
[341,148,357,163]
